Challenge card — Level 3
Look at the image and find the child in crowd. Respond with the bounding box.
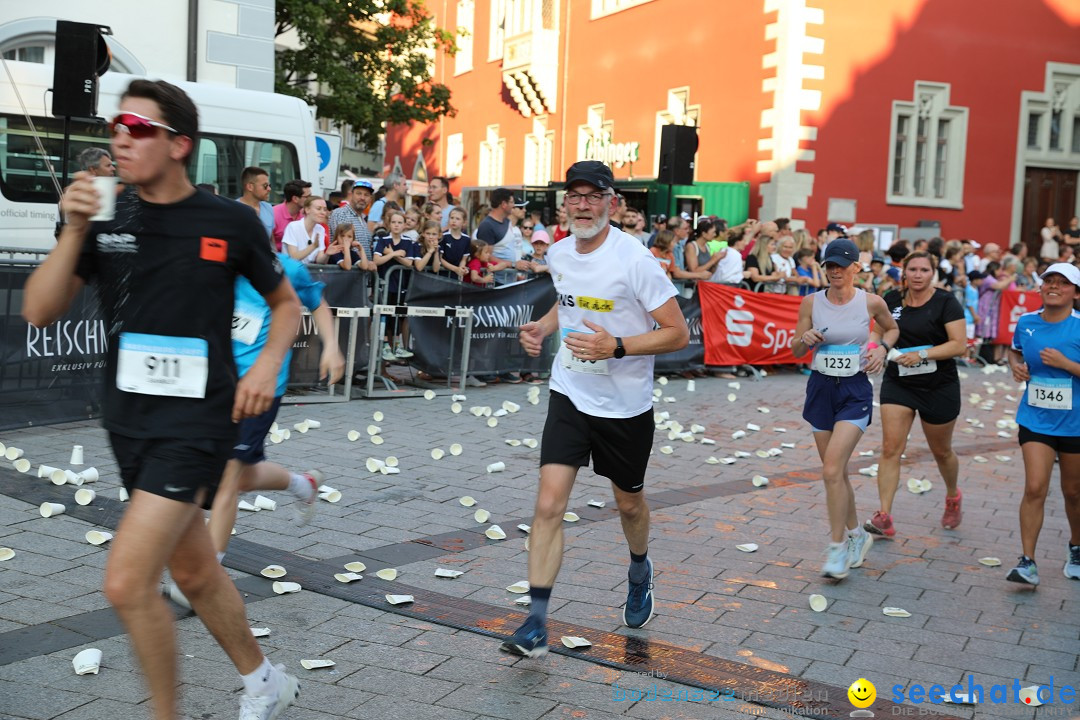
[794,248,824,296]
[650,229,677,279]
[414,221,443,274]
[439,207,471,280]
[325,223,365,271]
[869,255,895,295]
[960,270,983,364]
[466,240,511,286]
[372,209,420,360]
[527,228,551,274]
[402,207,422,240]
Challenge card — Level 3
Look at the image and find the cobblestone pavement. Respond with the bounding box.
[0,367,1077,720]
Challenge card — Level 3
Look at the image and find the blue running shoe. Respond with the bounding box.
[499,617,548,658]
[1006,556,1039,586]
[623,557,655,628]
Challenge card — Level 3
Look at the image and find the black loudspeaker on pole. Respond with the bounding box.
[657,125,698,186]
[51,20,112,119]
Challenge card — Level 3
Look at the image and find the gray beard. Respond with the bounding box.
[571,208,610,240]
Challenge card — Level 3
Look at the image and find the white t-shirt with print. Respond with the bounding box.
[281,219,327,263]
[546,227,677,418]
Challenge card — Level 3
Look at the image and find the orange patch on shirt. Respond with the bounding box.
[200,237,228,263]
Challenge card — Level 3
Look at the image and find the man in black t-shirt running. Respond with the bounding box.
[23,80,303,720]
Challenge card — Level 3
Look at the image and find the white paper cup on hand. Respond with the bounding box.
[40,502,66,518]
[72,647,103,675]
[75,488,96,506]
[69,444,84,466]
[89,176,118,221]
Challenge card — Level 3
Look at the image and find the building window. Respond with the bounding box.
[446,133,464,178]
[1,46,45,63]
[887,81,967,209]
[455,0,474,76]
[488,0,505,61]
[1027,112,1042,149]
[590,0,654,19]
[479,125,504,186]
[524,117,553,186]
[1073,116,1080,154]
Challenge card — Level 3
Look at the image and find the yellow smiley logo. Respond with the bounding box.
[848,679,876,708]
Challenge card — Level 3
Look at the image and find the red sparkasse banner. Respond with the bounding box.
[699,283,802,366]
[996,289,1042,346]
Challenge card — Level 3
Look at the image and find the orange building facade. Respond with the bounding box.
[384,0,1080,250]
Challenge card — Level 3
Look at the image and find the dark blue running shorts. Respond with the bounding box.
[802,371,873,433]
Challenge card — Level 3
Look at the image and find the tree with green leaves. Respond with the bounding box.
[276,0,457,150]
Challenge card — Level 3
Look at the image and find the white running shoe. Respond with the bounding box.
[161,580,191,610]
[822,542,850,579]
[380,345,397,362]
[847,530,874,569]
[238,664,300,720]
[394,345,414,358]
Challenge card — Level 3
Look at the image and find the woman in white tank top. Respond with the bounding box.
[792,239,899,580]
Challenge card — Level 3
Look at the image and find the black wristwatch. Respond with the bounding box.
[881,341,892,353]
[613,337,626,359]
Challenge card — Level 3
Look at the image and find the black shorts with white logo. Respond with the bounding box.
[109,432,234,509]
[539,390,655,493]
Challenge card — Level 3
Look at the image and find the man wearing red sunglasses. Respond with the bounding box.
[22,79,303,720]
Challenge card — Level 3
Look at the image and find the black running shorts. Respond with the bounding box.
[539,390,655,493]
[109,433,234,509]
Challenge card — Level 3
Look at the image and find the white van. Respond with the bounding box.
[0,60,321,251]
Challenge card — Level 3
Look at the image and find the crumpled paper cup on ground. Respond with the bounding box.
[72,648,102,675]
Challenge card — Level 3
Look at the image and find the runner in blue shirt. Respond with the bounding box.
[165,253,344,606]
[1006,263,1080,585]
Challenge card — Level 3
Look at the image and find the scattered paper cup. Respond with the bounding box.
[64,469,83,486]
[86,530,112,546]
[451,402,463,414]
[485,525,506,540]
[514,595,531,606]
[706,457,720,465]
[587,500,606,508]
[736,543,758,553]
[294,421,310,434]
[5,447,24,461]
[727,393,737,402]
[118,487,129,502]
[385,456,399,468]
[253,495,277,511]
[0,548,15,561]
[370,435,384,445]
[487,417,498,428]
[344,561,367,572]
[459,496,476,507]
[272,581,301,594]
[260,565,287,578]
[72,648,102,675]
[659,446,673,454]
[431,448,445,460]
[978,557,1001,567]
[423,389,436,400]
[486,462,505,473]
[505,439,522,446]
[238,500,259,512]
[375,568,398,581]
[502,401,521,413]
[686,379,696,392]
[746,423,761,431]
[367,424,381,436]
[335,572,363,583]
[435,568,464,578]
[752,475,769,487]
[755,450,770,458]
[318,489,342,503]
[304,419,321,429]
[77,467,99,483]
[474,508,491,523]
[373,411,385,422]
[13,458,31,474]
[74,488,96,506]
[561,636,592,649]
[385,594,414,605]
[701,438,717,445]
[452,394,467,402]
[450,443,463,456]
[522,438,538,449]
[69,445,84,466]
[563,512,580,522]
[366,458,386,473]
[347,430,361,442]
[38,464,60,479]
[882,607,911,618]
[493,409,508,418]
[809,594,828,612]
[517,523,531,533]
[40,502,66,518]
[1018,686,1045,707]
[506,581,531,594]
[269,431,284,444]
[300,658,336,670]
[251,627,271,638]
[732,430,746,440]
[728,381,741,389]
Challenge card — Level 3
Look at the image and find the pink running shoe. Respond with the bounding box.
[941,490,963,529]
[864,510,895,538]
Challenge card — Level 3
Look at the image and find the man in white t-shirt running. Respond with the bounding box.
[502,161,689,658]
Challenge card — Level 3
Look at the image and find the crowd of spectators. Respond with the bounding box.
[227,164,1080,381]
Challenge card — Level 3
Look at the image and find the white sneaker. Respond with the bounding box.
[381,345,397,362]
[394,345,414,358]
[239,664,299,720]
[847,530,874,569]
[296,470,321,526]
[822,542,850,579]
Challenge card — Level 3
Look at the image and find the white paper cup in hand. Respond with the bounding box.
[89,177,118,222]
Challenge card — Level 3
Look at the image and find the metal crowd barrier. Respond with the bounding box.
[281,306,368,405]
